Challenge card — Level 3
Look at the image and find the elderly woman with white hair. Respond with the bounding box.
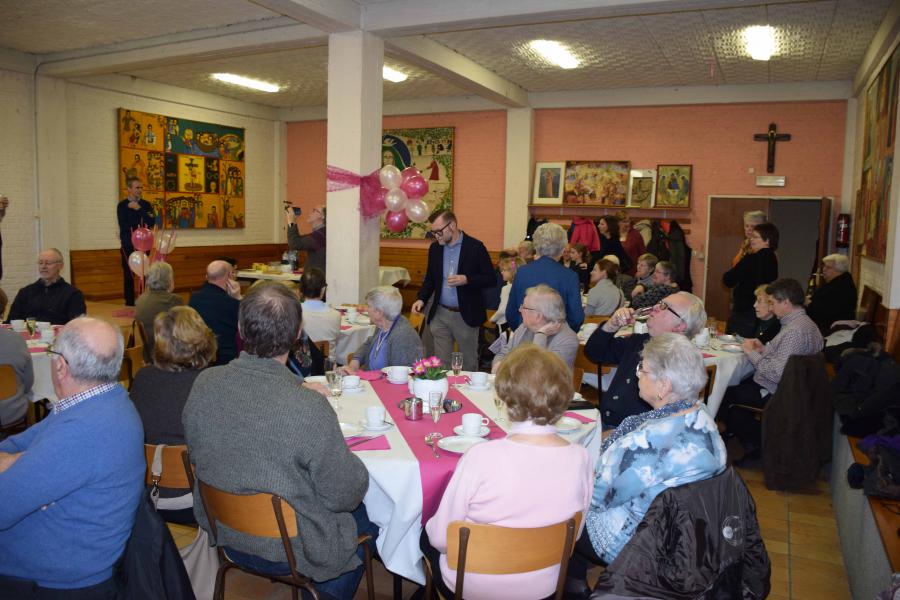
[344,286,424,372]
[566,334,727,593]
[505,223,585,333]
[492,284,580,372]
[806,253,858,335]
[134,261,184,361]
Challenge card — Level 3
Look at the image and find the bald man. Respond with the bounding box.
[7,248,86,325]
[0,317,144,595]
[188,260,241,364]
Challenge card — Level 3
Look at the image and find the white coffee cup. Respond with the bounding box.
[469,372,489,388]
[11,319,24,331]
[693,328,710,347]
[462,413,489,436]
[633,320,649,334]
[389,366,408,382]
[342,375,361,390]
[39,328,54,342]
[346,307,358,321]
[365,406,385,428]
[36,321,51,330]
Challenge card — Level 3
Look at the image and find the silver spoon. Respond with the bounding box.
[425,433,442,458]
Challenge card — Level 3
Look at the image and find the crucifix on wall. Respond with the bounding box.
[753,122,791,173]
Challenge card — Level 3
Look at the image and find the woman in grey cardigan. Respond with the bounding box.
[345,286,424,371]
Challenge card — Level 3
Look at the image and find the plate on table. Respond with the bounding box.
[352,316,371,325]
[717,334,742,344]
[720,343,743,353]
[554,416,582,433]
[339,422,362,438]
[305,376,327,384]
[360,421,393,432]
[452,425,490,438]
[342,384,365,394]
[464,382,491,391]
[437,436,488,454]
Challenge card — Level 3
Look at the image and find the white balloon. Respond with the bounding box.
[405,200,429,223]
[384,188,408,212]
[379,165,402,190]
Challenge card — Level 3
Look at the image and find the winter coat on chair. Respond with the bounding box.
[591,467,770,600]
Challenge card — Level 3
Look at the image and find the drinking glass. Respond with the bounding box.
[450,352,463,378]
[493,395,505,422]
[429,392,443,424]
[26,317,36,337]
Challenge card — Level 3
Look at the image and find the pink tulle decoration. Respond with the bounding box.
[327,165,388,219]
[385,210,409,233]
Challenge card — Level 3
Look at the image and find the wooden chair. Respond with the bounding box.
[118,345,145,389]
[700,364,717,403]
[195,475,375,600]
[425,513,582,600]
[409,311,425,334]
[312,340,329,361]
[573,367,584,391]
[0,364,26,435]
[584,315,611,325]
[144,444,192,489]
[126,319,148,349]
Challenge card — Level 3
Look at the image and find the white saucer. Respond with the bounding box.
[452,425,489,438]
[353,316,371,325]
[360,421,393,432]
[382,366,411,375]
[339,422,361,438]
[465,383,490,391]
[342,385,365,393]
[720,344,743,353]
[387,377,408,385]
[437,436,487,454]
[305,375,327,384]
[554,416,582,433]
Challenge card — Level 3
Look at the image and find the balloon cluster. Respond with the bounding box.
[378,165,430,233]
[126,226,178,294]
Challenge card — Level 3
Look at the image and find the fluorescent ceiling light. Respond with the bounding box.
[529,40,579,69]
[211,73,280,93]
[383,66,408,83]
[744,25,777,61]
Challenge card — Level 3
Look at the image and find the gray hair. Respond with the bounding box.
[365,286,402,321]
[54,317,124,384]
[518,240,536,258]
[743,210,767,223]
[822,253,850,273]
[641,333,707,401]
[525,284,566,323]
[532,223,567,258]
[146,262,174,292]
[673,291,708,338]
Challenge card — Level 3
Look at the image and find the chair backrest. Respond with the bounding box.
[144,444,192,489]
[409,311,425,334]
[700,364,717,402]
[119,345,145,389]
[446,513,581,599]
[0,364,18,401]
[197,480,298,539]
[584,315,610,325]
[573,367,584,391]
[313,340,329,360]
[127,319,149,349]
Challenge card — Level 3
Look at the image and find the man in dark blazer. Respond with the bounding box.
[411,210,494,371]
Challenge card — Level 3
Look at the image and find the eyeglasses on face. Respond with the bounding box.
[46,348,67,362]
[426,220,452,239]
[519,305,539,313]
[37,260,62,266]
[655,300,684,322]
[635,360,650,378]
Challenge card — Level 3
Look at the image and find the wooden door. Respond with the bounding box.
[705,197,769,322]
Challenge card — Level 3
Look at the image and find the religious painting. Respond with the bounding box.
[118,108,245,229]
[563,161,630,206]
[627,169,656,208]
[857,44,900,261]
[655,165,692,209]
[532,162,565,205]
[380,127,454,239]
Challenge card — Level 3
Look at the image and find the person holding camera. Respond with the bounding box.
[285,204,327,273]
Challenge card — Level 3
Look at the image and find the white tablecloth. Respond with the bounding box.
[29,351,57,403]
[235,269,301,282]
[334,316,375,365]
[339,374,601,584]
[379,266,411,287]
[703,346,754,416]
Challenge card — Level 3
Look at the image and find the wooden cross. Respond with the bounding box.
[754,122,791,173]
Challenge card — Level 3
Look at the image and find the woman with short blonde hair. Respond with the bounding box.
[152,306,217,371]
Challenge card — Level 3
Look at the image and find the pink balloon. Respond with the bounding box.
[128,251,149,277]
[405,199,429,223]
[401,175,429,200]
[400,167,419,184]
[379,165,402,190]
[384,188,408,212]
[385,210,409,233]
[131,227,154,252]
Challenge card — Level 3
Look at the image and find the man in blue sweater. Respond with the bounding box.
[0,317,144,597]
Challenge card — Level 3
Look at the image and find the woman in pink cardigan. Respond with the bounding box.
[422,345,593,600]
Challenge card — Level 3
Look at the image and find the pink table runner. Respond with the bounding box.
[369,377,504,524]
[345,435,391,451]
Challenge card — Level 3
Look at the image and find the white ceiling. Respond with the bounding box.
[0,0,891,108]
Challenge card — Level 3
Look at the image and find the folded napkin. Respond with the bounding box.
[345,436,391,451]
[357,370,382,381]
[702,353,715,358]
[340,325,352,330]
[448,375,469,385]
[564,411,596,424]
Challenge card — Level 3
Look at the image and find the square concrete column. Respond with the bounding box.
[503,107,533,248]
[326,31,383,305]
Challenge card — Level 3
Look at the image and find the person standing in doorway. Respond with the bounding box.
[117,177,154,306]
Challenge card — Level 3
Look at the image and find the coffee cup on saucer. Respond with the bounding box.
[469,372,489,389]
[342,375,361,390]
[462,413,489,436]
[10,319,25,332]
[365,406,385,428]
[388,366,408,382]
[346,307,358,323]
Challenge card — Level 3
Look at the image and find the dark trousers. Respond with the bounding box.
[120,247,136,306]
[419,529,456,599]
[0,574,117,599]
[726,309,757,339]
[224,503,377,600]
[721,376,770,451]
[566,528,607,585]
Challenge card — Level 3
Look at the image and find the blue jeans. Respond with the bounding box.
[224,503,378,600]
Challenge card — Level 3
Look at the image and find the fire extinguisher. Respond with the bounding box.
[836,213,850,248]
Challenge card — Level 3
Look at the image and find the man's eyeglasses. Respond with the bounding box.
[426,221,452,239]
[519,305,539,313]
[37,261,61,267]
[635,360,649,378]
[46,349,66,362]
[656,300,684,322]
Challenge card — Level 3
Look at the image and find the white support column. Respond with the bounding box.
[326,31,383,305]
[35,76,71,279]
[503,107,533,247]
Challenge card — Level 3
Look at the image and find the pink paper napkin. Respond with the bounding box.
[564,411,596,424]
[357,370,382,381]
[448,375,469,385]
[346,436,391,451]
[340,325,352,330]
[28,347,45,354]
[702,353,714,358]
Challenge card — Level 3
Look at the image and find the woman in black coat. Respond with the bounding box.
[806,254,858,335]
[723,222,779,338]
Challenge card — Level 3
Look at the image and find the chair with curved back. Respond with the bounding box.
[424,513,582,600]
[0,364,26,435]
[188,451,375,600]
[118,344,145,390]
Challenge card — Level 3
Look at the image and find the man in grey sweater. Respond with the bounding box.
[183,282,375,599]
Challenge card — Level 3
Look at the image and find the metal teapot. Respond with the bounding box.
[398,396,423,421]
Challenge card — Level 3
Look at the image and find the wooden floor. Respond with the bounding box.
[167,461,852,600]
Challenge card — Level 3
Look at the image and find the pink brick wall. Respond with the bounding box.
[286,111,507,250]
[534,101,847,295]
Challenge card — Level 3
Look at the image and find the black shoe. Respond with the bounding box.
[563,576,591,600]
